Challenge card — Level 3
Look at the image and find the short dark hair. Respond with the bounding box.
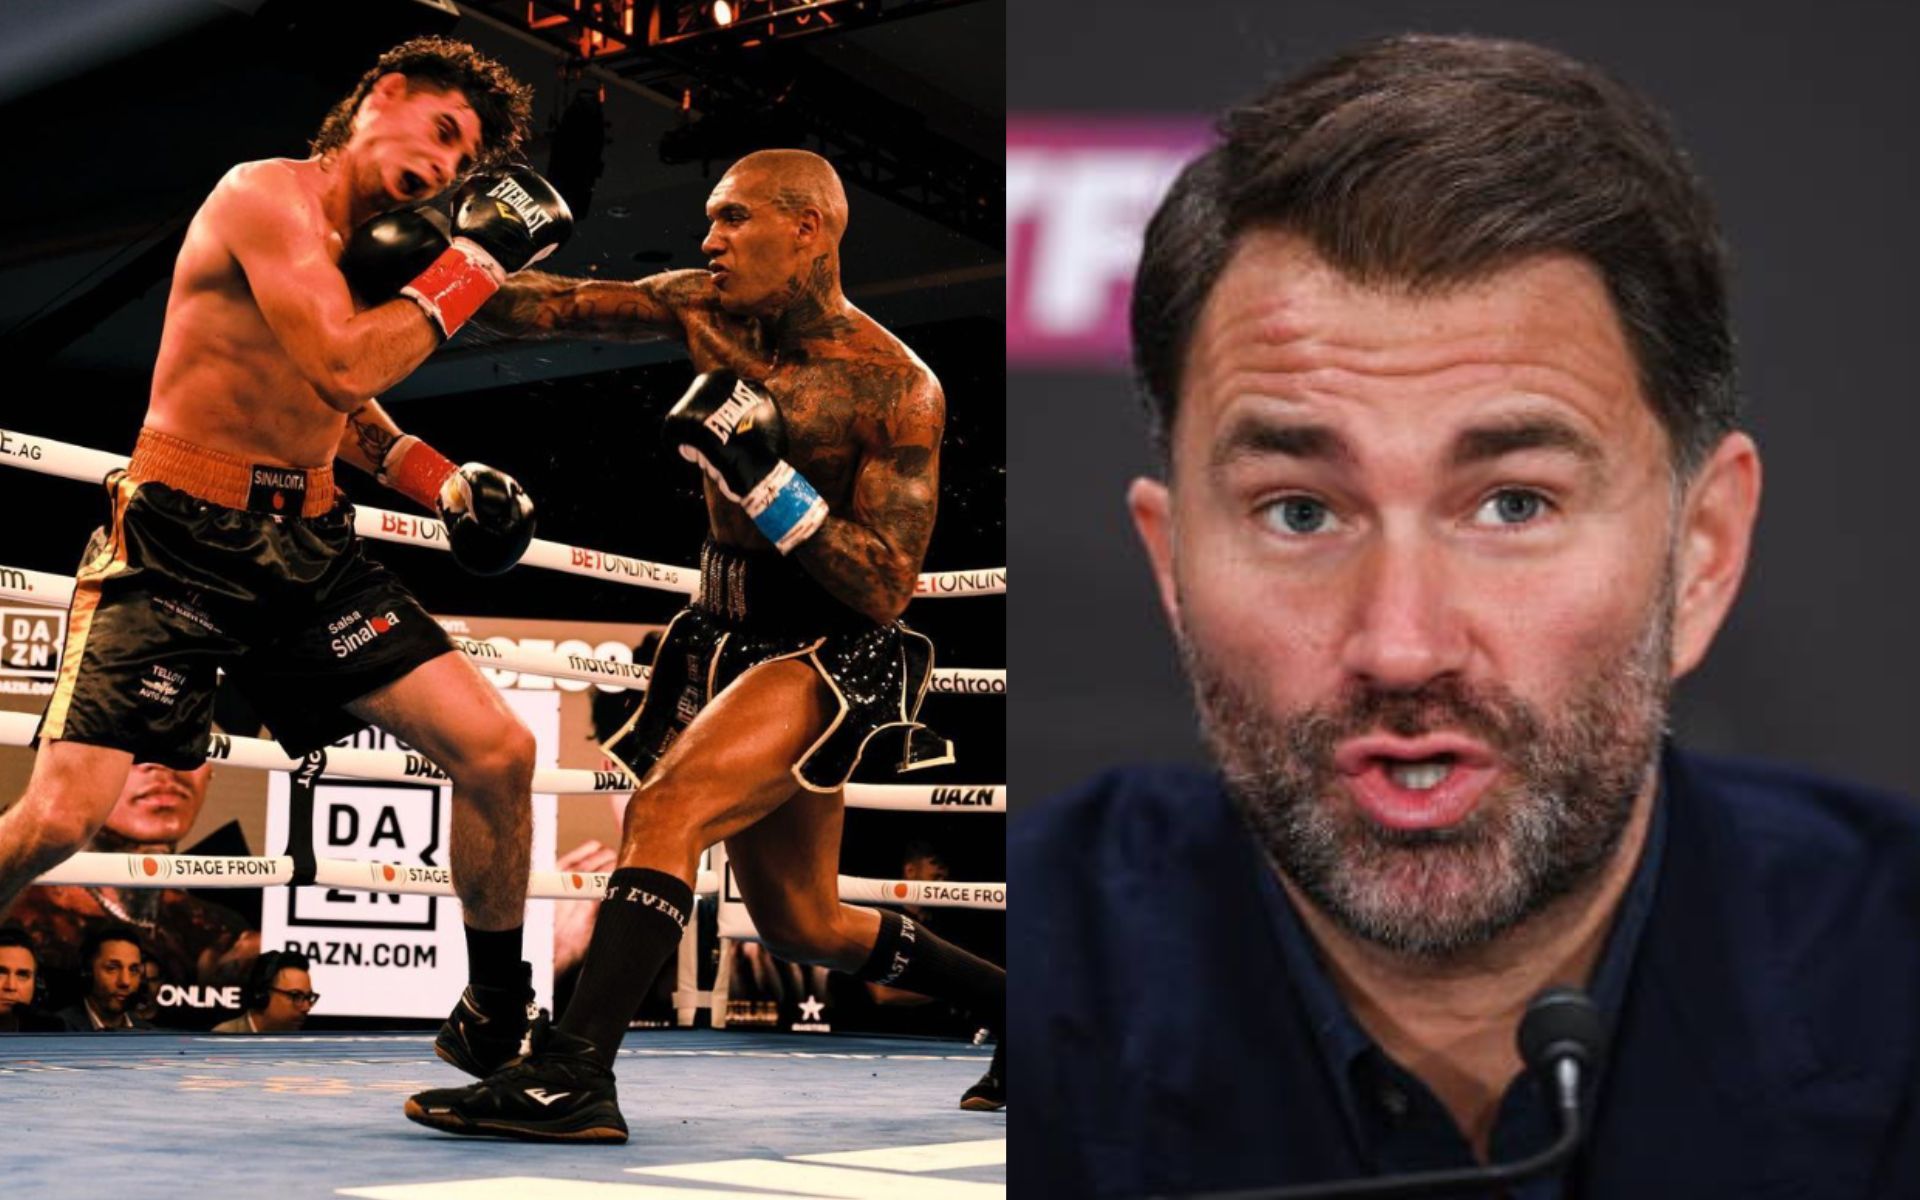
[1131,34,1737,474]
[0,925,37,959]
[244,949,312,1010]
[310,36,533,169]
[262,948,311,980]
[80,923,144,969]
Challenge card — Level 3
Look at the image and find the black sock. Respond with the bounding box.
[557,867,693,1067]
[855,910,1005,1030]
[463,923,525,996]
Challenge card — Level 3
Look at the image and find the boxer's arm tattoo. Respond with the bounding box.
[336,402,403,475]
[475,270,712,342]
[793,368,943,623]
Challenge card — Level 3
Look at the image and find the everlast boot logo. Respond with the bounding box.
[487,177,554,235]
[883,915,918,984]
[330,610,402,658]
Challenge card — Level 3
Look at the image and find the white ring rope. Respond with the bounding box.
[31,852,1007,910]
[0,428,1007,597]
[0,711,1007,811]
[0,563,1007,695]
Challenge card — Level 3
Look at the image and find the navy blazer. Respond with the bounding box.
[1011,748,1920,1198]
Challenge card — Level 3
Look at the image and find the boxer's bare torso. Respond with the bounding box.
[485,267,942,620]
[148,159,375,467]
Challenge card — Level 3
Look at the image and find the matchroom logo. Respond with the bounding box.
[1007,115,1211,368]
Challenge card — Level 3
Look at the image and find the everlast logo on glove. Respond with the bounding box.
[487,177,556,236]
[247,466,308,515]
[701,379,763,442]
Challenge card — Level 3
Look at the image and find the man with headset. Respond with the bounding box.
[212,950,318,1034]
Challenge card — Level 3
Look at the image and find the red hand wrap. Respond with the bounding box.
[386,439,459,511]
[399,240,504,338]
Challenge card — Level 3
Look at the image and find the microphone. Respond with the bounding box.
[1166,987,1606,1200]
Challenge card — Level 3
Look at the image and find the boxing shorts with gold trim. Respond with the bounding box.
[35,428,454,768]
[602,540,953,794]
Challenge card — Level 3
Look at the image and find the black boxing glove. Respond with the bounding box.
[338,207,449,305]
[663,371,827,554]
[378,436,535,575]
[439,463,536,576]
[399,166,574,338]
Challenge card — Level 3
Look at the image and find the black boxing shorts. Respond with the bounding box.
[602,540,953,793]
[35,428,454,768]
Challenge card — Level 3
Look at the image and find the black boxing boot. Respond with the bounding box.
[960,1037,1005,1112]
[406,1029,626,1143]
[852,910,1007,1111]
[434,960,549,1079]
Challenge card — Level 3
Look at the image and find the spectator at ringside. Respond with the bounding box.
[212,950,317,1033]
[10,759,258,1024]
[0,926,62,1032]
[56,924,152,1031]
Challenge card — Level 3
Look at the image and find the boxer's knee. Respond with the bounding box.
[618,783,702,856]
[445,716,536,797]
[620,770,712,849]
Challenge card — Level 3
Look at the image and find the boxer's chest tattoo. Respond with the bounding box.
[773,369,862,490]
[772,357,916,482]
[681,304,925,500]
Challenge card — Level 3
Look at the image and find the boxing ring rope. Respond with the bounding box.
[1,427,1008,1029]
[0,427,1008,598]
[0,710,1007,811]
[0,562,1009,695]
[29,853,1007,911]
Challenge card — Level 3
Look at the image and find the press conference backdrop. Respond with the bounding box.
[1009,1,1920,801]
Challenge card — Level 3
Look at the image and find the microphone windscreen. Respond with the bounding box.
[1518,986,1605,1071]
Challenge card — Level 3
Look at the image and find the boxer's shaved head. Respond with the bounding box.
[704,149,853,316]
[727,149,849,242]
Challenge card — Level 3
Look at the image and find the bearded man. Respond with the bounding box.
[1011,34,1920,1199]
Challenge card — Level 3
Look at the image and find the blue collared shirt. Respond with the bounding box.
[1011,747,1920,1198]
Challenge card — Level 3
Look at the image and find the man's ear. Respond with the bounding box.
[792,206,822,246]
[1129,475,1181,633]
[355,72,409,129]
[1669,432,1761,679]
